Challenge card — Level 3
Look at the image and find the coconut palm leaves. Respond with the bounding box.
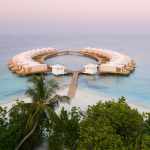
[25,75,58,102]
[15,74,69,150]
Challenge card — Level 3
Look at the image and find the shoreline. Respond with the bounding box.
[0,88,150,113]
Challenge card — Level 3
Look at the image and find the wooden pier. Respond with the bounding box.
[8,48,135,97]
[67,71,80,98]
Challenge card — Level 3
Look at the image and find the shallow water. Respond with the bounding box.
[0,33,150,109]
[45,54,98,71]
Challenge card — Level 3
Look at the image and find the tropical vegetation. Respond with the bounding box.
[0,74,150,150]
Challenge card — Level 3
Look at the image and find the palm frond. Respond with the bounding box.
[46,79,59,97]
[26,75,60,103]
[45,107,60,123]
[47,95,70,109]
[53,95,70,104]
[25,88,38,101]
[25,106,41,130]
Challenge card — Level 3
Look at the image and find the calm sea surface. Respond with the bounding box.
[0,33,150,108]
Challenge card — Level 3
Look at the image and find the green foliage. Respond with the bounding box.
[142,113,150,150]
[26,74,59,102]
[79,115,123,150]
[1,82,150,150]
[0,106,8,150]
[13,74,69,150]
[0,106,7,126]
[79,97,143,150]
[0,74,64,150]
[48,107,81,150]
[0,102,45,150]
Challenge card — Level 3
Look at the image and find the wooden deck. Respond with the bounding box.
[67,71,80,98]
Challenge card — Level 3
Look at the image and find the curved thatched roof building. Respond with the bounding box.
[8,47,135,76]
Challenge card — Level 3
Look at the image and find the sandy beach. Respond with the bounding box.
[1,87,150,113]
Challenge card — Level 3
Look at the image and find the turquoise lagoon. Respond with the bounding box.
[0,34,150,110]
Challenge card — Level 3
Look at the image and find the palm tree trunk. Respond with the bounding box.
[15,121,38,150]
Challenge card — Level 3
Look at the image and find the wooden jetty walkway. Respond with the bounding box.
[68,71,80,98]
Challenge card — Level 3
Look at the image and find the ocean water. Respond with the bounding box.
[45,55,98,71]
[0,33,150,109]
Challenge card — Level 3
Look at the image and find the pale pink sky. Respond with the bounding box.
[0,0,150,34]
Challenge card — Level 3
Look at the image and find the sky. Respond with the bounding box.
[0,0,150,34]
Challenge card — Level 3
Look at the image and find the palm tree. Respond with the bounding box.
[15,74,69,150]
